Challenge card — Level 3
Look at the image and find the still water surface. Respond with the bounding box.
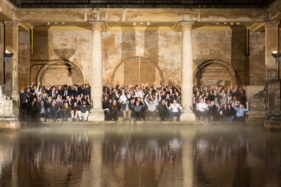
[0,124,280,187]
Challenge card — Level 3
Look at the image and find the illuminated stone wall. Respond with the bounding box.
[18,28,31,90]
[27,27,266,87]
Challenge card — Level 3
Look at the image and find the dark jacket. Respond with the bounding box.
[158,103,168,114]
[80,104,90,113]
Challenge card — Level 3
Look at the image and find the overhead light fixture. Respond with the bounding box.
[133,22,136,26]
[147,22,151,26]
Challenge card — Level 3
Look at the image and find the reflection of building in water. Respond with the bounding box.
[0,145,13,177]
[17,133,92,187]
[102,133,183,187]
[0,133,16,187]
[193,133,249,187]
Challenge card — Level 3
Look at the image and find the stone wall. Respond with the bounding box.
[18,28,31,90]
[231,26,249,85]
[29,27,266,87]
[249,31,265,86]
[245,86,265,120]
[31,29,92,85]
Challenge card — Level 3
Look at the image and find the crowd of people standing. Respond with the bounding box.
[19,81,248,122]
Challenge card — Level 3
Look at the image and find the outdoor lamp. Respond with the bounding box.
[1,50,14,85]
[272,50,281,80]
[4,49,14,59]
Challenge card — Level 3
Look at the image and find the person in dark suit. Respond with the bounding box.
[49,100,58,121]
[158,99,169,121]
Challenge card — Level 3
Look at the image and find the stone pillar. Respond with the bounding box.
[265,22,279,79]
[4,21,19,102]
[0,22,4,85]
[88,22,104,121]
[264,22,281,129]
[181,22,196,121]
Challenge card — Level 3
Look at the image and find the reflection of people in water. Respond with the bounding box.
[103,135,182,166]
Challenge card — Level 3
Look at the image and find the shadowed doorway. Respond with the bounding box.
[194,59,238,87]
[36,60,84,86]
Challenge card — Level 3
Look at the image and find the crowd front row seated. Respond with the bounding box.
[19,81,248,122]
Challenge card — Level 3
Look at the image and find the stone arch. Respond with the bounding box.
[111,56,165,85]
[194,59,238,87]
[36,60,84,85]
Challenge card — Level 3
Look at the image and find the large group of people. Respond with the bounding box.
[193,86,248,121]
[20,82,91,122]
[102,83,248,122]
[19,81,248,122]
[102,83,183,121]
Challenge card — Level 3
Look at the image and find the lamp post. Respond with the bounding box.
[272,50,281,80]
[1,49,14,85]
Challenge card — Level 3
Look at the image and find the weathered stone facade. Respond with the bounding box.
[24,27,266,89]
[249,31,265,86]
[0,0,280,124]
[18,28,31,90]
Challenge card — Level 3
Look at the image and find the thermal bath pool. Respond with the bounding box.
[0,123,280,187]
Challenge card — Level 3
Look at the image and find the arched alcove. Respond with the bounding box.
[194,59,238,87]
[36,60,84,86]
[111,56,164,85]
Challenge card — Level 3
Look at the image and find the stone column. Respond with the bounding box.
[4,21,19,102]
[264,21,281,129]
[88,22,104,121]
[181,22,196,121]
[0,22,4,85]
[265,22,280,79]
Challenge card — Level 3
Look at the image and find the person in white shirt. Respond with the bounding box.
[197,98,208,120]
[144,93,160,119]
[135,86,144,98]
[169,99,182,121]
[119,89,127,105]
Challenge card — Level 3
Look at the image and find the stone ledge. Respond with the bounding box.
[15,120,265,128]
[0,119,20,129]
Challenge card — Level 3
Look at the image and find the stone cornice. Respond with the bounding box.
[0,0,16,20]
[267,0,281,20]
[15,8,267,24]
[4,20,18,27]
[90,21,105,30]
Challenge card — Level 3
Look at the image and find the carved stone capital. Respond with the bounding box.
[264,21,280,29]
[4,21,18,28]
[180,21,194,30]
[90,21,104,30]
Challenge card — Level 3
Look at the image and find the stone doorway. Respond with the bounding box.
[36,60,84,86]
[111,56,164,85]
[194,59,237,88]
